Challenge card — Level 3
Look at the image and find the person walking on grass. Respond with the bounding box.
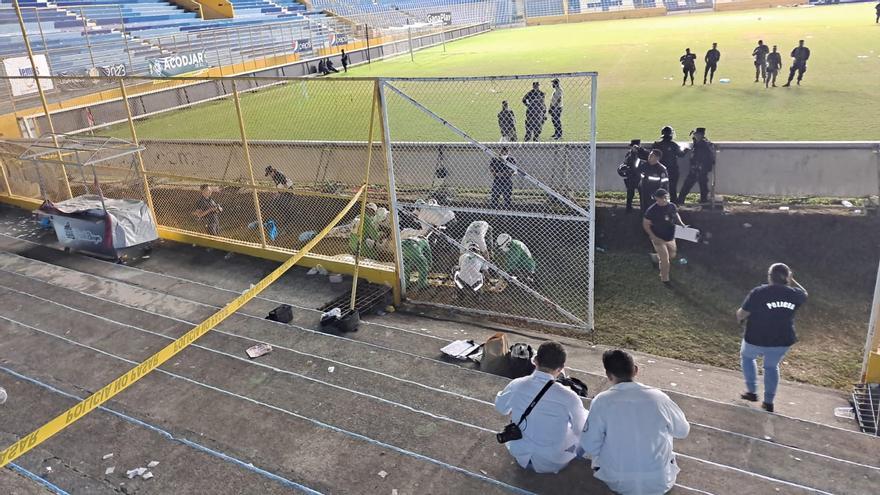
[765,46,782,88]
[704,42,720,84]
[783,40,810,87]
[680,48,697,86]
[736,263,808,413]
[752,40,769,83]
[643,189,684,287]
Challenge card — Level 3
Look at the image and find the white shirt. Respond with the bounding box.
[550,87,563,108]
[580,382,689,495]
[495,371,588,474]
[460,220,490,255]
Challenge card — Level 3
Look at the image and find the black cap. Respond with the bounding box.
[695,127,706,134]
[630,139,641,146]
[653,188,668,198]
[552,78,559,84]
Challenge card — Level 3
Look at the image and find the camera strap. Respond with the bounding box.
[517,380,555,426]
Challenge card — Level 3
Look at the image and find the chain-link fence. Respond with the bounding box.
[0,73,596,331]
[381,74,596,330]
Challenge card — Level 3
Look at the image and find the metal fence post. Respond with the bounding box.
[231,80,268,248]
[118,5,134,73]
[33,8,54,74]
[587,73,598,331]
[12,0,72,199]
[118,79,156,220]
[349,80,381,310]
[378,80,405,303]
[80,8,96,69]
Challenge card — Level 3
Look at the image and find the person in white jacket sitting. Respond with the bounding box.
[494,342,588,474]
[581,349,690,495]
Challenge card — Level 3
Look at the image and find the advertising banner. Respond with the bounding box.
[292,38,313,53]
[427,12,453,25]
[3,54,54,96]
[148,51,208,77]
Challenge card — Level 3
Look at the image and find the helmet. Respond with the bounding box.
[661,126,674,137]
[496,233,512,250]
[509,343,534,361]
[617,163,630,178]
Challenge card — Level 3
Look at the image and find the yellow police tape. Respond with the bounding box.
[0,185,366,468]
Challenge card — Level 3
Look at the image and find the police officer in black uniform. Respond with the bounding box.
[618,139,646,213]
[652,126,686,204]
[522,81,546,141]
[678,127,715,205]
[765,45,782,88]
[752,40,769,83]
[704,42,720,84]
[783,40,811,87]
[680,48,697,86]
[638,149,670,213]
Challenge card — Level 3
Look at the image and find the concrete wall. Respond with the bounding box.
[526,6,666,26]
[135,139,880,198]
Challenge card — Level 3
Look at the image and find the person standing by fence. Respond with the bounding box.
[549,78,563,140]
[489,147,516,210]
[498,101,518,142]
[341,49,349,72]
[678,127,715,205]
[522,81,546,142]
[736,263,808,413]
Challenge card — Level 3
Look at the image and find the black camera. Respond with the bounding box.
[496,422,523,444]
[557,376,589,398]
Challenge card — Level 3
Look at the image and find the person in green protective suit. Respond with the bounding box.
[401,236,433,290]
[349,204,386,259]
[496,233,536,278]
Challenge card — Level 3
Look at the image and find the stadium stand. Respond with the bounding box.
[0,0,350,76]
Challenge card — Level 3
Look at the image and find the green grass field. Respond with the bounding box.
[125,3,880,142]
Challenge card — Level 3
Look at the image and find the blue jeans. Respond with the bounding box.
[741,340,790,405]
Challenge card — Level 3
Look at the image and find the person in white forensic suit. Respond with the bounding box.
[495,341,588,474]
[581,349,690,495]
[460,220,492,258]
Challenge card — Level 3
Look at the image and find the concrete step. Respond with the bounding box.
[0,243,876,493]
[0,232,874,468]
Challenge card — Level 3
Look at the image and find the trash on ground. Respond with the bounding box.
[719,78,731,83]
[246,343,273,359]
[102,453,114,460]
[105,467,115,475]
[834,406,855,420]
[741,201,751,205]
[596,246,606,253]
[327,366,335,373]
[328,273,343,283]
[441,340,481,360]
[670,382,678,387]
[0,386,7,405]
[743,223,752,228]
[126,468,147,479]
[307,263,327,276]
[45,466,52,472]
[779,206,790,211]
[841,200,854,208]
[322,308,342,322]
[142,471,154,480]
[377,470,388,479]
[678,258,688,265]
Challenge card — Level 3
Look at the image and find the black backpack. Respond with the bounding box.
[266,304,293,323]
